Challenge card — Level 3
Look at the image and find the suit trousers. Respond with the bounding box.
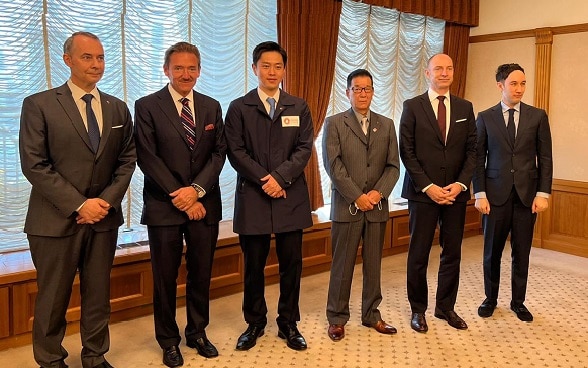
[239,230,303,327]
[327,219,386,325]
[148,221,218,349]
[482,187,536,305]
[406,200,467,313]
[28,227,117,368]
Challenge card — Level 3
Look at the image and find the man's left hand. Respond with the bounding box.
[532,196,549,213]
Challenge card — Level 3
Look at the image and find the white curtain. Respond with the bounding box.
[317,0,445,204]
[0,0,276,252]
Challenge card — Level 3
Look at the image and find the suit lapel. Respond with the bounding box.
[367,111,382,147]
[96,90,113,157]
[419,93,444,144]
[516,102,531,146]
[55,84,95,153]
[191,91,204,151]
[343,108,367,145]
[157,88,193,150]
[491,103,513,148]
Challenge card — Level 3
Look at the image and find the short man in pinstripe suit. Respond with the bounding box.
[322,69,400,341]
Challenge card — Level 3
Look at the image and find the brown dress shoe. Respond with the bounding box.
[327,324,345,341]
[362,320,397,334]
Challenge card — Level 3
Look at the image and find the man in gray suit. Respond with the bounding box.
[19,32,136,368]
[323,69,400,341]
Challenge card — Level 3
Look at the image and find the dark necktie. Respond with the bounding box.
[437,96,446,143]
[180,98,196,150]
[267,97,276,119]
[81,94,100,153]
[507,108,516,146]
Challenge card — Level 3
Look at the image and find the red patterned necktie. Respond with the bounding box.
[437,96,446,143]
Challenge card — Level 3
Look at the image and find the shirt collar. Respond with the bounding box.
[257,87,280,105]
[501,101,521,113]
[351,107,370,123]
[68,79,99,102]
[168,84,194,103]
[428,88,450,103]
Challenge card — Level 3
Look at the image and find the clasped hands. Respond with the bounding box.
[76,198,111,224]
[425,183,462,205]
[354,190,383,212]
[261,174,287,198]
[170,186,206,221]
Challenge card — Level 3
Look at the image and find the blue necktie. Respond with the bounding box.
[180,98,196,150]
[81,94,100,152]
[267,97,276,119]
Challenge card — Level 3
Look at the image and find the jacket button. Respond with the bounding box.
[510,169,515,173]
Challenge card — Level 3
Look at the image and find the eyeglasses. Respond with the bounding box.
[350,86,374,94]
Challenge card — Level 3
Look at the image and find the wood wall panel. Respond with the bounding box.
[542,179,588,257]
[0,287,8,338]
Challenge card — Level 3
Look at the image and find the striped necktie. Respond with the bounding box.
[180,97,196,150]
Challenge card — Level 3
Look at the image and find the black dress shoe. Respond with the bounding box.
[236,325,265,351]
[93,361,114,368]
[478,298,497,318]
[187,336,219,358]
[511,303,533,322]
[410,312,428,333]
[434,308,468,330]
[162,345,183,367]
[278,324,307,351]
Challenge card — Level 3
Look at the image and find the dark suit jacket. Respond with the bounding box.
[400,91,477,203]
[323,108,400,222]
[19,83,136,236]
[473,102,552,207]
[225,89,313,235]
[134,86,226,226]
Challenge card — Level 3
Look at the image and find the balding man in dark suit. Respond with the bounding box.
[19,32,136,368]
[400,53,477,333]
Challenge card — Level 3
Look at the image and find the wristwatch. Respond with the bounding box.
[190,183,206,198]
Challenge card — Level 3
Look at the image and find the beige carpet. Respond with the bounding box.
[2,236,588,368]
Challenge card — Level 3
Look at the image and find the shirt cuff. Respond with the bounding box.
[422,183,433,193]
[456,182,468,191]
[474,192,487,199]
[536,192,550,199]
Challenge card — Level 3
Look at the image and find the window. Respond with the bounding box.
[0,0,276,252]
[316,0,445,204]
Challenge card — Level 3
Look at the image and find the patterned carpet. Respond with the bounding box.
[2,236,587,368]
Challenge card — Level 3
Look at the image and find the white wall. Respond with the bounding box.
[466,0,588,182]
[471,0,588,36]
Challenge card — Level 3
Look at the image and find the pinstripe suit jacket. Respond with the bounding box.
[323,108,400,222]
